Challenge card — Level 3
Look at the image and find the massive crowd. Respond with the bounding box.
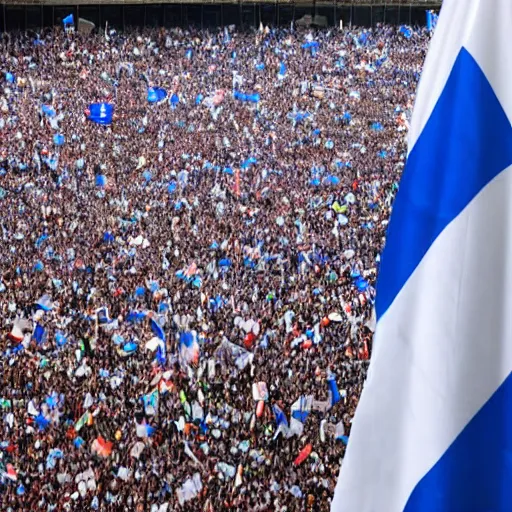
[0,22,429,511]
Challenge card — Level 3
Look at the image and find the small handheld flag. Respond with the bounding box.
[62,14,74,26]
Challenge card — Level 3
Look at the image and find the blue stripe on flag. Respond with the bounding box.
[403,371,512,512]
[376,48,512,320]
[150,317,165,341]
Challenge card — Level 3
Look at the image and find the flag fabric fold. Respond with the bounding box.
[332,2,512,511]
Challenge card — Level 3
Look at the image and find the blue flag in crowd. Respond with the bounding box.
[273,404,289,429]
[62,14,74,25]
[87,103,113,125]
[170,93,179,107]
[42,105,56,117]
[426,10,439,31]
[96,307,110,325]
[35,295,53,311]
[332,1,512,511]
[150,316,165,341]
[147,87,167,103]
[33,323,46,345]
[234,91,260,103]
[399,26,412,40]
[327,374,341,406]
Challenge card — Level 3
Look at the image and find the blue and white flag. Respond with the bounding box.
[150,315,166,341]
[179,331,199,365]
[332,2,512,511]
[42,105,56,118]
[96,307,110,325]
[290,395,312,423]
[273,404,289,429]
[87,103,113,125]
[147,87,167,103]
[35,295,53,312]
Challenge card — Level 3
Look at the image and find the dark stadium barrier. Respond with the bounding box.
[0,2,441,32]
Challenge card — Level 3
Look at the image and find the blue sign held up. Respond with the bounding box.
[87,103,113,125]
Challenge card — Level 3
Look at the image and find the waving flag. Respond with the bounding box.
[33,323,46,345]
[42,105,56,118]
[399,25,412,40]
[426,10,439,31]
[87,103,113,125]
[332,2,512,511]
[147,87,167,103]
[179,331,199,365]
[327,372,341,407]
[35,294,53,312]
[150,315,166,341]
[278,62,287,78]
[136,421,156,438]
[233,91,260,103]
[126,310,146,323]
[176,262,198,282]
[272,403,290,439]
[96,306,110,325]
[290,395,312,423]
[8,319,25,343]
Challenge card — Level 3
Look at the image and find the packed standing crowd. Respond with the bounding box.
[0,21,429,511]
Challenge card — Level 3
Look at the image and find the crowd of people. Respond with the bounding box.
[0,21,429,511]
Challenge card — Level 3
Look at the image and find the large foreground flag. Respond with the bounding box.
[332,2,512,512]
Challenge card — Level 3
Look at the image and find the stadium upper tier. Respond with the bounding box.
[2,0,442,6]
